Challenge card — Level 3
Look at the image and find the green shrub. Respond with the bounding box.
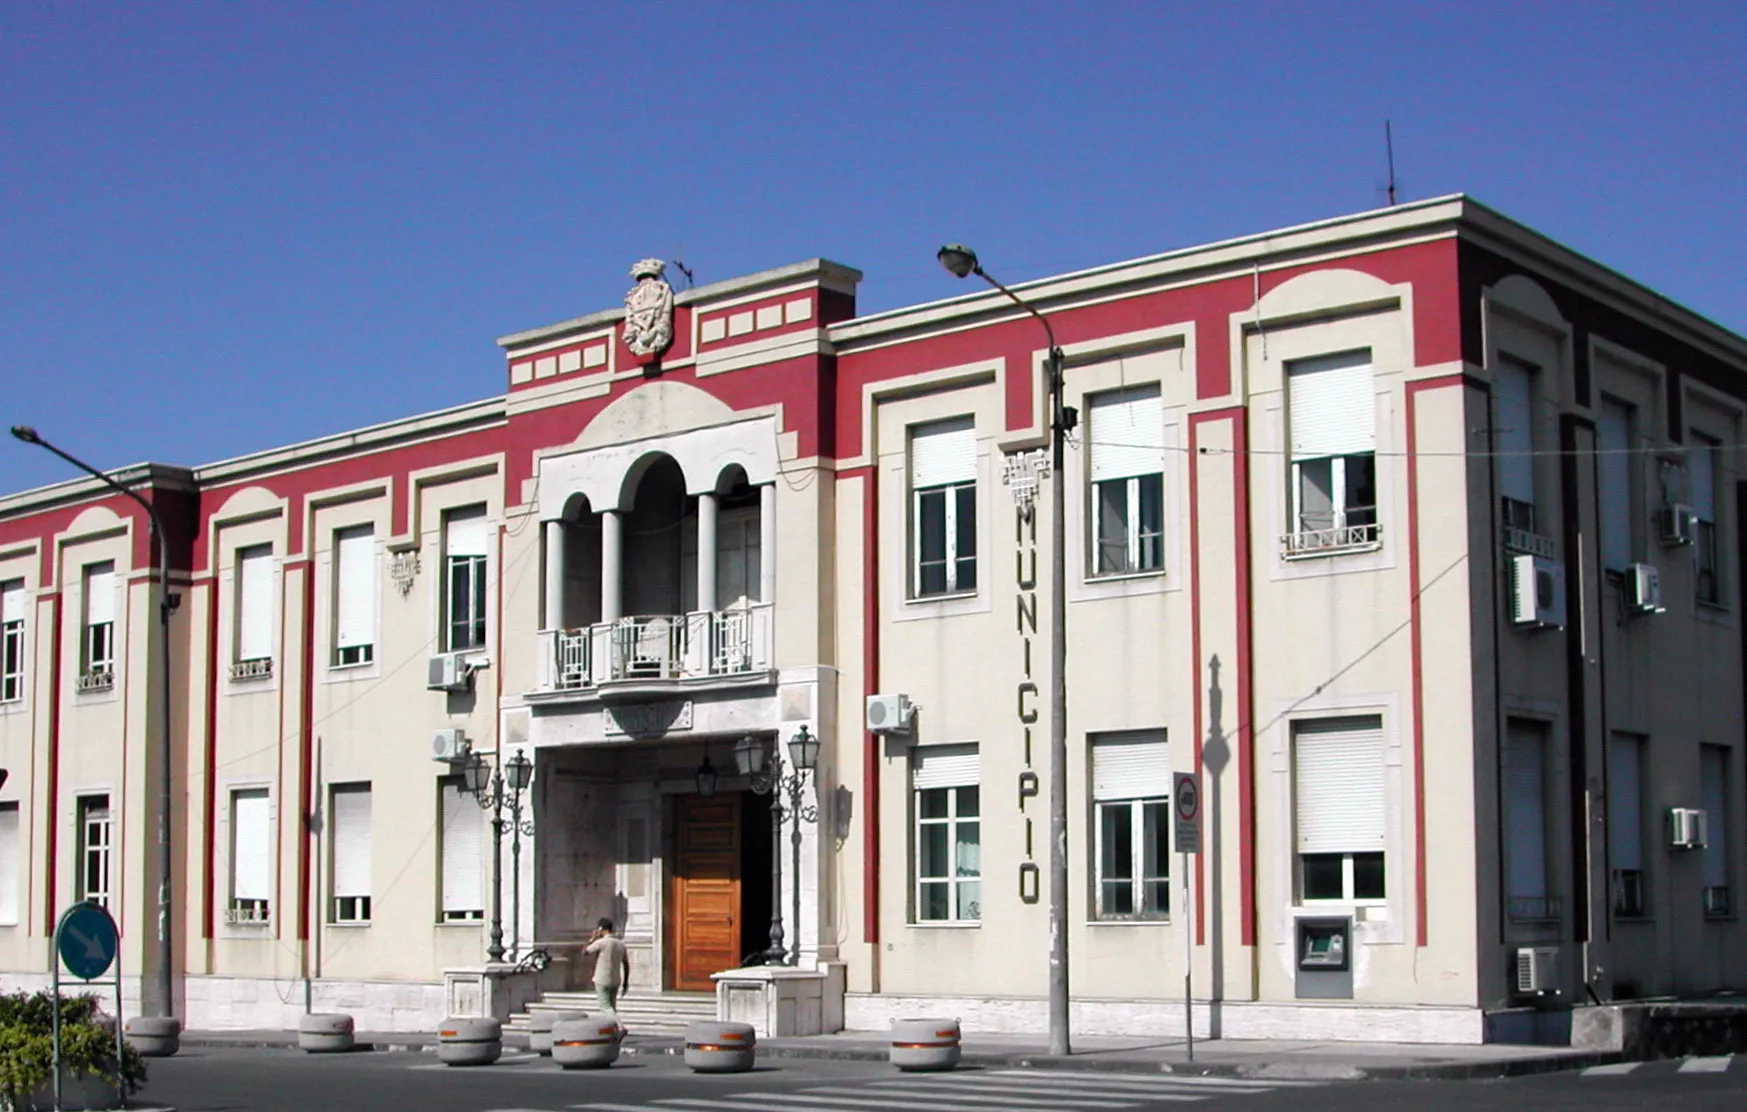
[0,991,146,1108]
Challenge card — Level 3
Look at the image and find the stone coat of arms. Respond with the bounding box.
[623,258,675,358]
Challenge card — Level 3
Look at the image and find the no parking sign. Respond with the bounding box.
[1173,772,1202,855]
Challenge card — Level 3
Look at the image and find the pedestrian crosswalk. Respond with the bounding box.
[1581,1054,1741,1077]
[571,1068,1327,1112]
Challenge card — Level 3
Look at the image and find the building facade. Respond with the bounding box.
[1,197,1743,1041]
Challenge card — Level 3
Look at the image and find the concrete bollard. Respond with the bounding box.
[297,1013,356,1053]
[436,1016,503,1066]
[684,1020,756,1073]
[550,1017,622,1070]
[529,1010,589,1056]
[889,1017,961,1071]
[123,1016,182,1058]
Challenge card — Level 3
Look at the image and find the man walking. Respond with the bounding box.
[586,917,630,1019]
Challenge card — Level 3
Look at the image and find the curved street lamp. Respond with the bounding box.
[935,246,1073,1057]
[11,426,180,1027]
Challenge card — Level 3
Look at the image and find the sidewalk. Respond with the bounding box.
[178,1027,1619,1081]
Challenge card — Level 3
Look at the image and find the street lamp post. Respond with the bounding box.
[735,728,819,966]
[10,426,180,1024]
[463,748,534,964]
[936,246,1074,1056]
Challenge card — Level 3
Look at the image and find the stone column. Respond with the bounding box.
[759,483,777,603]
[543,520,565,630]
[601,510,623,622]
[697,491,719,613]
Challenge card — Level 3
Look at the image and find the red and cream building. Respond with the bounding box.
[1,196,1743,1041]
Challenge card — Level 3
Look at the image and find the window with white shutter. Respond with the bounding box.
[229,789,271,924]
[913,744,980,922]
[1293,716,1386,902]
[440,777,484,921]
[1286,351,1378,555]
[1701,745,1731,917]
[1494,356,1540,537]
[1608,734,1646,917]
[1598,401,1635,572]
[330,783,372,923]
[234,545,275,680]
[1,580,24,704]
[0,803,19,926]
[334,526,376,666]
[444,507,489,651]
[1503,719,1554,920]
[910,419,977,597]
[1091,731,1169,919]
[1088,387,1164,576]
[81,563,116,689]
[1690,435,1723,606]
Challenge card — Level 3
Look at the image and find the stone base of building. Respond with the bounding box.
[0,972,163,1021]
[844,993,1487,1044]
[182,976,448,1032]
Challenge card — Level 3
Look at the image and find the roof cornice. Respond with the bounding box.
[0,462,198,520]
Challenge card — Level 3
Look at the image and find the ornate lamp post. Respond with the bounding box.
[462,748,535,963]
[938,244,1074,1056]
[735,727,819,966]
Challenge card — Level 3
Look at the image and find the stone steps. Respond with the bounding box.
[509,991,717,1037]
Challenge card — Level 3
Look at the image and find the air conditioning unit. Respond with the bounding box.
[1509,554,1566,629]
[865,693,915,735]
[432,728,470,763]
[1625,562,1664,614]
[1703,885,1732,917]
[1515,947,1560,995]
[1668,807,1709,850]
[1660,503,1698,546]
[427,653,473,692]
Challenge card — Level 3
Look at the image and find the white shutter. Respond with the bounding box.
[1503,721,1548,900]
[231,789,271,902]
[1,580,23,624]
[1092,731,1169,799]
[1701,746,1728,889]
[1294,716,1385,853]
[85,563,116,626]
[236,546,274,661]
[913,744,979,790]
[1689,438,1717,521]
[911,418,976,489]
[335,527,375,649]
[1494,358,1536,505]
[445,507,490,558]
[1089,386,1163,482]
[1598,401,1634,569]
[441,779,484,914]
[1288,351,1374,460]
[331,784,372,898]
[1607,736,1643,872]
[0,804,18,925]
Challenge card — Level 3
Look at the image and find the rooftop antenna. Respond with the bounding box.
[1385,119,1398,206]
[669,241,695,289]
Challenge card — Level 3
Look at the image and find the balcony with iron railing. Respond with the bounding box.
[534,603,775,699]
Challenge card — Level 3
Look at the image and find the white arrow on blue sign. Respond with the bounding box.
[56,900,119,981]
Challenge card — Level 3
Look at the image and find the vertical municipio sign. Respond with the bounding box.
[1007,449,1050,905]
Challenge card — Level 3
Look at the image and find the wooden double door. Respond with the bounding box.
[666,792,771,991]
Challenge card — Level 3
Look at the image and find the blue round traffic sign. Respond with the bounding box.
[56,900,119,981]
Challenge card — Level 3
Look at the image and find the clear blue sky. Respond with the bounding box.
[4,2,1743,492]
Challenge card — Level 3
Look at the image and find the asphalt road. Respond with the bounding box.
[137,1046,1747,1112]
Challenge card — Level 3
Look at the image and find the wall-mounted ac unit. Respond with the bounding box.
[1703,885,1732,917]
[427,654,473,692]
[1626,563,1664,614]
[1510,554,1566,629]
[1668,807,1709,850]
[866,693,915,735]
[432,728,470,763]
[1515,946,1560,995]
[1660,503,1698,546]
